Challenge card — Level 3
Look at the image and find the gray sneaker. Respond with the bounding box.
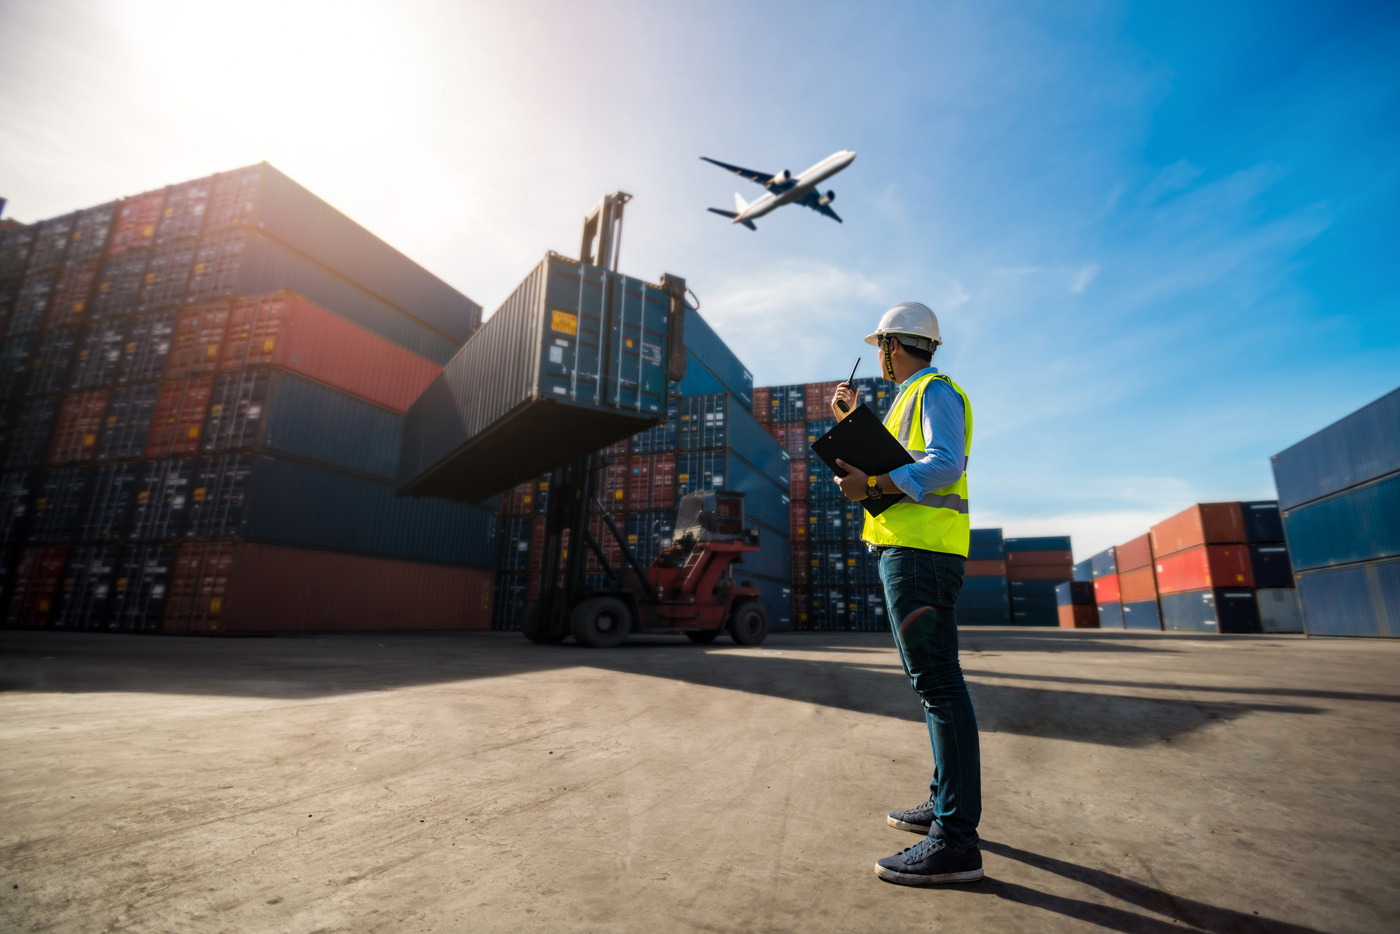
[887,799,939,834]
[875,836,984,886]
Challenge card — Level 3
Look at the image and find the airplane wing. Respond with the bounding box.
[700,157,773,186]
[798,189,843,223]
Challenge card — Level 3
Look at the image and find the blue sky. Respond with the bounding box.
[2,0,1397,555]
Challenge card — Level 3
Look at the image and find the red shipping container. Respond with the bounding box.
[789,458,808,501]
[166,302,231,378]
[753,387,770,424]
[46,261,100,330]
[1154,544,1254,595]
[501,480,535,516]
[966,559,1007,577]
[584,510,626,574]
[651,453,675,509]
[48,390,108,464]
[527,517,546,577]
[791,501,808,540]
[7,546,68,626]
[804,381,842,418]
[598,460,628,510]
[626,455,654,509]
[1150,502,1246,558]
[1117,533,1153,572]
[791,543,810,586]
[146,377,212,456]
[107,189,166,256]
[1058,604,1099,628]
[1007,564,1073,581]
[163,542,494,634]
[219,292,441,413]
[1119,566,1158,604]
[600,439,628,458]
[1006,549,1073,567]
[1093,573,1121,604]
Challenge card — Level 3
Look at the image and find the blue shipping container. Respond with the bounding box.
[1056,581,1095,606]
[1281,470,1400,572]
[1122,599,1162,631]
[1006,536,1072,552]
[1089,548,1117,579]
[1160,589,1261,634]
[1271,386,1400,511]
[958,591,1010,610]
[969,527,1004,545]
[1241,501,1285,542]
[1073,559,1093,582]
[675,393,789,488]
[1098,601,1124,628]
[958,608,1010,626]
[968,542,1005,560]
[961,575,1008,593]
[1296,557,1400,638]
[675,309,752,410]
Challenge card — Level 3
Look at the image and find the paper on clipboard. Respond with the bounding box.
[808,404,913,517]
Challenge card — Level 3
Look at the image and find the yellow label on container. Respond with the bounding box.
[125,342,136,353]
[142,224,154,236]
[145,273,155,283]
[106,416,116,427]
[193,262,204,273]
[210,404,223,416]
[678,473,689,482]
[551,309,578,336]
[210,598,222,613]
[188,427,199,438]
[84,434,95,446]
[205,346,217,357]
[99,282,110,292]
[193,488,205,501]
[263,339,275,351]
[626,338,634,348]
[614,490,624,500]
[136,492,148,504]
[74,301,85,312]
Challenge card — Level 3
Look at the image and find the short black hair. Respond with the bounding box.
[898,338,934,365]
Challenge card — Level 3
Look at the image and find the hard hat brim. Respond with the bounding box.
[865,330,942,348]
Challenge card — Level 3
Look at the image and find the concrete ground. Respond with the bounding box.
[1,628,1398,934]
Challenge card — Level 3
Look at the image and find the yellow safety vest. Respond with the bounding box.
[861,372,973,557]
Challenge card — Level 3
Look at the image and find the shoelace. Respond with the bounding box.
[902,836,946,864]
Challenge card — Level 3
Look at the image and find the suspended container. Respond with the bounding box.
[398,254,687,503]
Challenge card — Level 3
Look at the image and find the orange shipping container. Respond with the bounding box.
[1093,573,1120,604]
[6,546,68,627]
[164,542,494,634]
[1117,533,1154,572]
[966,559,1007,577]
[146,377,212,456]
[1058,604,1098,628]
[1154,544,1254,595]
[48,390,108,464]
[1119,566,1159,604]
[166,303,231,378]
[753,387,770,424]
[1150,502,1246,558]
[804,381,842,417]
[1006,549,1073,567]
[220,292,441,413]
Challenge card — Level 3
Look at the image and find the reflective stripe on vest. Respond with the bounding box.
[861,372,974,557]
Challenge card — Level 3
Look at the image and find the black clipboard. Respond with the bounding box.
[809,404,913,517]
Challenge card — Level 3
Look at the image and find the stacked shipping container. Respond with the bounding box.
[1273,387,1400,637]
[0,166,495,634]
[490,310,792,633]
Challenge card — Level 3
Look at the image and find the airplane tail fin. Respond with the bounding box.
[733,192,749,212]
[707,207,757,231]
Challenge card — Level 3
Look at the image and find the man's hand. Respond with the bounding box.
[831,383,857,420]
[834,458,869,502]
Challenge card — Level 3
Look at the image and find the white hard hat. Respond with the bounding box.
[864,301,942,351]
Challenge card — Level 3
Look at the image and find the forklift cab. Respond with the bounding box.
[671,491,758,548]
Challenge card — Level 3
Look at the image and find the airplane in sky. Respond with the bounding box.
[702,150,856,230]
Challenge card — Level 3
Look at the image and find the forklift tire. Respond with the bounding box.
[570,596,632,648]
[685,629,722,644]
[729,601,769,646]
[521,601,565,644]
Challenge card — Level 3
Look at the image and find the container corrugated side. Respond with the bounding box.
[675,393,790,488]
[1281,470,1400,572]
[163,541,494,634]
[190,454,496,567]
[1154,544,1254,594]
[1005,536,1071,552]
[1089,547,1117,579]
[1241,501,1284,543]
[95,383,160,462]
[674,309,752,409]
[1117,533,1153,571]
[1121,599,1161,631]
[1271,386,1400,511]
[1150,503,1246,557]
[204,369,401,481]
[185,228,459,365]
[206,164,481,344]
[1160,589,1261,634]
[1098,601,1124,628]
[220,292,440,413]
[1296,557,1400,638]
[742,573,791,631]
[969,528,1004,545]
[398,255,675,502]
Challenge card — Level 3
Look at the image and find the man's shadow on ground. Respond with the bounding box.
[941,840,1330,934]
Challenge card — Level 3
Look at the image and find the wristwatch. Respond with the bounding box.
[865,475,882,500]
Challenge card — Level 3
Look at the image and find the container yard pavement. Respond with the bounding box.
[2,631,1398,934]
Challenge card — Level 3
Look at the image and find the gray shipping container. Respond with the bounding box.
[1256,588,1304,633]
[398,253,683,503]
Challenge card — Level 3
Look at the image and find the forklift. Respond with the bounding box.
[519,194,770,648]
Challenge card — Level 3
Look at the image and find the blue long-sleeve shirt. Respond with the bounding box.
[885,367,967,501]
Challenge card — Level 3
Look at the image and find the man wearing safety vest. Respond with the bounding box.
[830,301,982,886]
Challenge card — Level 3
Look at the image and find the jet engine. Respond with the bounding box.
[770,170,792,186]
[819,190,836,206]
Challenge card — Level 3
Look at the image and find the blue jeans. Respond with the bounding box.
[879,547,981,849]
